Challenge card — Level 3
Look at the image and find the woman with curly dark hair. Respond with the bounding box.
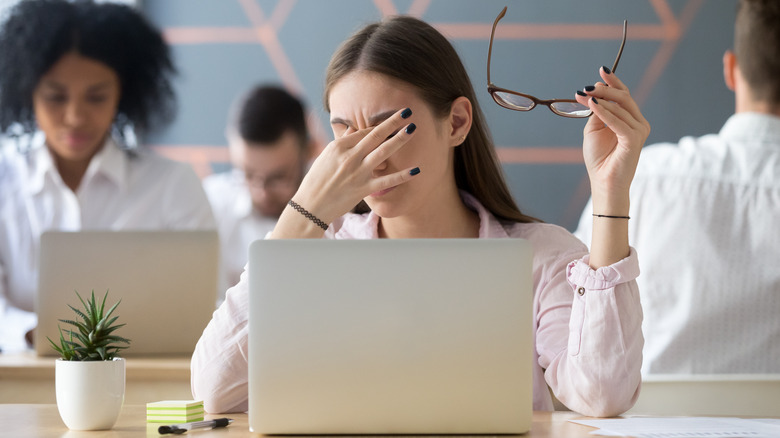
[0,0,215,351]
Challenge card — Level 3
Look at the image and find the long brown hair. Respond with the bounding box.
[324,16,539,224]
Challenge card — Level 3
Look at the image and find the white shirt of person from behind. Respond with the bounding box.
[574,112,780,375]
[202,169,277,303]
[0,137,216,352]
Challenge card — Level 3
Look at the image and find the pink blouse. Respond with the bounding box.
[191,192,643,417]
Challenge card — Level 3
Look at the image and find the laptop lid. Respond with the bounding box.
[248,238,533,434]
[35,230,219,357]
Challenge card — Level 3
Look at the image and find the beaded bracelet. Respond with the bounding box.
[592,213,630,219]
[288,200,329,230]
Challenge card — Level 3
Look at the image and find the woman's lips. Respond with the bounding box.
[67,134,91,142]
[63,133,95,150]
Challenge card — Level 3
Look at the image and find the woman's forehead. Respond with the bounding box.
[38,52,118,89]
[328,71,422,119]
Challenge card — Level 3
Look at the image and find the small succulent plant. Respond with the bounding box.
[48,290,131,361]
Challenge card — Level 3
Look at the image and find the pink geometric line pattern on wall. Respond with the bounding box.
[633,0,704,107]
[154,0,702,178]
[496,147,582,164]
[160,0,328,173]
[373,0,431,17]
[560,0,704,227]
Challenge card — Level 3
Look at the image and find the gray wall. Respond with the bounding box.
[144,0,736,231]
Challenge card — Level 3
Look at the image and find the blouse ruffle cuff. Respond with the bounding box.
[566,247,639,290]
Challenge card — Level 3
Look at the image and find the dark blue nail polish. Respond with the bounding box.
[409,167,420,176]
[401,108,412,119]
[405,123,416,134]
[602,65,612,74]
[591,97,598,104]
[584,85,596,92]
[576,90,587,97]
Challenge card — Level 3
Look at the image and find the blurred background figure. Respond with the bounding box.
[0,0,215,352]
[202,85,313,299]
[575,0,780,375]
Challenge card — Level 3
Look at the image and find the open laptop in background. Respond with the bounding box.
[35,230,219,357]
[248,238,533,435]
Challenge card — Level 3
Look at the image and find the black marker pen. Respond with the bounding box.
[158,417,232,435]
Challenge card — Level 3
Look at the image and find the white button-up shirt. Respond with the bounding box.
[202,170,277,302]
[575,112,780,374]
[0,139,216,351]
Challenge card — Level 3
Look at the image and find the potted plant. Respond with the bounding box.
[48,290,131,430]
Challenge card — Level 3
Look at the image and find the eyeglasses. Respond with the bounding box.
[487,6,627,118]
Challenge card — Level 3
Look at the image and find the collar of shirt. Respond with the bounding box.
[720,112,780,145]
[26,136,127,196]
[331,191,512,239]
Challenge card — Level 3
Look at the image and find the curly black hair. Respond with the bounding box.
[0,0,176,136]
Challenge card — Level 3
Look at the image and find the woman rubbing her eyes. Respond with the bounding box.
[192,15,650,417]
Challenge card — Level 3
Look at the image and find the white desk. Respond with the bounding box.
[2,404,599,437]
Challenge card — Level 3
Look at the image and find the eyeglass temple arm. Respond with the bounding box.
[487,6,508,85]
[611,20,627,73]
[489,11,626,82]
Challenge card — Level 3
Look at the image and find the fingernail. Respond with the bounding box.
[584,85,596,92]
[591,97,598,105]
[602,66,612,74]
[576,90,587,97]
[409,167,421,176]
[401,108,412,119]
[405,123,416,134]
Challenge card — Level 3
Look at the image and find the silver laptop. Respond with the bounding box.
[248,239,533,434]
[35,230,219,356]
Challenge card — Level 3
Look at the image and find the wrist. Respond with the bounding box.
[270,202,329,239]
[590,186,630,217]
[288,200,329,231]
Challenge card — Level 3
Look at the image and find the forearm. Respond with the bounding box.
[576,69,648,269]
[588,190,630,268]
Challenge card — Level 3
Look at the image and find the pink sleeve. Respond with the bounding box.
[536,248,643,417]
[191,269,251,414]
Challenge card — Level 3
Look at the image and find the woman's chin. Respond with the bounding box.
[364,200,403,220]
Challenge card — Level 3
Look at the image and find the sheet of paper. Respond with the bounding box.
[569,417,780,438]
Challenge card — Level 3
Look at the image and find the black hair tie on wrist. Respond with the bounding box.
[288,200,329,230]
[592,213,630,219]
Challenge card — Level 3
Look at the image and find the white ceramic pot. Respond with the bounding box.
[55,357,125,430]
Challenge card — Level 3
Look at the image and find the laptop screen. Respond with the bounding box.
[248,238,533,434]
[36,230,219,356]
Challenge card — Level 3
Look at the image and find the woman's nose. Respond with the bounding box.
[63,101,87,126]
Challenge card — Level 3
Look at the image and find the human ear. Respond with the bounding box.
[723,50,737,92]
[447,96,472,147]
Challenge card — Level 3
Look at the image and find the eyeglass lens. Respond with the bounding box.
[550,102,591,117]
[492,91,591,117]
[492,92,534,111]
